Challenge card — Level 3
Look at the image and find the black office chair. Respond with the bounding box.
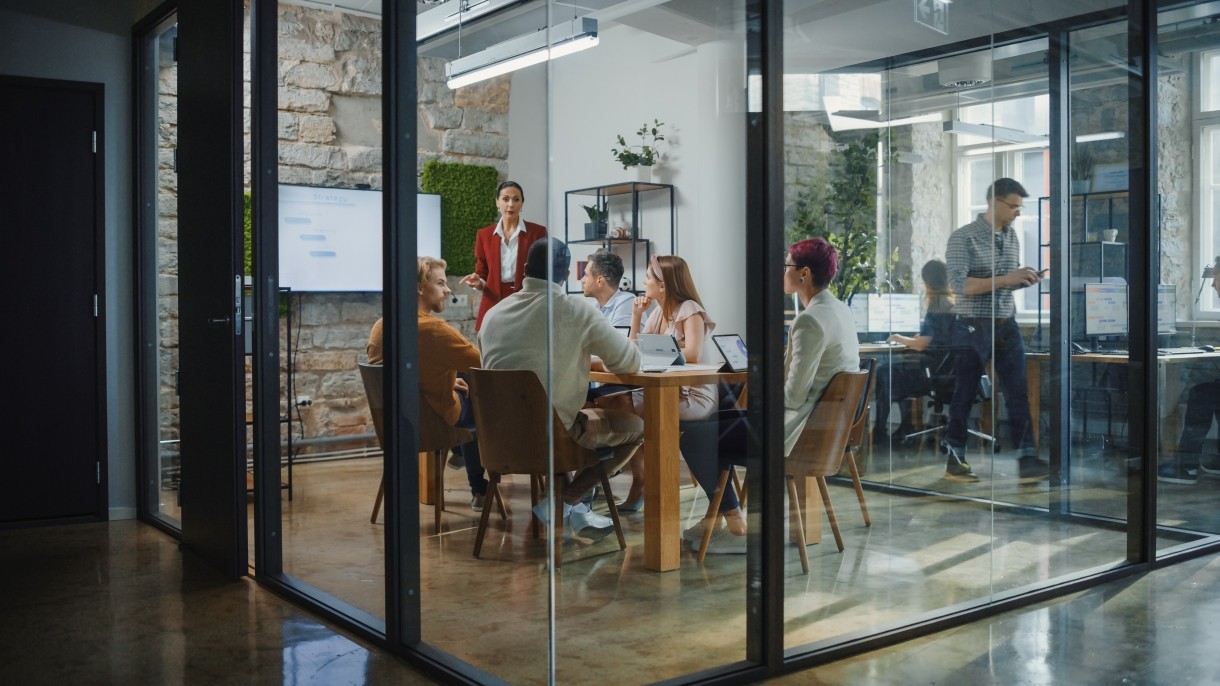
[903,346,997,452]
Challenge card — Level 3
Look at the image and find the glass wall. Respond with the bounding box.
[1154,3,1220,551]
[273,0,387,625]
[214,0,1220,682]
[139,13,182,529]
[780,0,1136,652]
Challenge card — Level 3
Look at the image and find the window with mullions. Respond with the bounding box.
[954,95,1051,319]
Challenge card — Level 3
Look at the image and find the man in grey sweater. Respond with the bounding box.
[479,238,644,536]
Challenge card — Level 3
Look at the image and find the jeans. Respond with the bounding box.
[873,362,929,438]
[454,388,486,496]
[946,316,1034,454]
[680,411,749,513]
[1176,380,1220,465]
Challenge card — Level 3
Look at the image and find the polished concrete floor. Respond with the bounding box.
[4,519,1220,685]
[133,432,1220,683]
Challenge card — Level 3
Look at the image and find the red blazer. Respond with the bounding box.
[473,220,547,329]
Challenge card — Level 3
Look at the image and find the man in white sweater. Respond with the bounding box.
[479,238,644,536]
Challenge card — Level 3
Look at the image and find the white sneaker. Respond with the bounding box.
[567,506,615,539]
[567,501,613,530]
[531,498,572,526]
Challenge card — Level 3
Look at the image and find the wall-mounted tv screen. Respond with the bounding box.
[278,185,442,292]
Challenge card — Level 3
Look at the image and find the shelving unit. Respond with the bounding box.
[1035,191,1129,332]
[563,182,675,295]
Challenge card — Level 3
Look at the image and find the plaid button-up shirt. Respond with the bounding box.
[945,214,1020,319]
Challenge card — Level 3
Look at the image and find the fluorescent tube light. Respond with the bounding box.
[962,141,1048,156]
[1074,131,1125,143]
[943,120,1047,144]
[446,18,598,89]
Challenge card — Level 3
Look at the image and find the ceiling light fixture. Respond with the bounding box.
[446,18,598,89]
[1074,131,1126,143]
[943,120,1046,144]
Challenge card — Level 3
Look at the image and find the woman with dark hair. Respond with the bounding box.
[682,237,860,553]
[872,259,957,446]
[459,181,547,330]
[615,255,716,511]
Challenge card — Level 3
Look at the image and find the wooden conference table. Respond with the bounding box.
[590,367,745,572]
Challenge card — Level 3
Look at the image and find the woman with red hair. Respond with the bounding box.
[682,237,861,553]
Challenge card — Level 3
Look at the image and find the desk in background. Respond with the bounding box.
[1025,350,1220,451]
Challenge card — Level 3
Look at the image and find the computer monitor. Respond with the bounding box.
[1084,282,1128,336]
[1157,284,1177,334]
[850,294,922,333]
[869,294,921,333]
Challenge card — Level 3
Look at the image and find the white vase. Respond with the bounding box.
[635,165,652,183]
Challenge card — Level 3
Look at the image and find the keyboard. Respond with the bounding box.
[1159,347,1203,355]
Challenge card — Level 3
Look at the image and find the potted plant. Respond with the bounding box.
[611,119,665,182]
[581,202,608,239]
[1071,143,1093,195]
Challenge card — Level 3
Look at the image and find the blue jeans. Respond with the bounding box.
[946,316,1034,455]
[454,386,487,496]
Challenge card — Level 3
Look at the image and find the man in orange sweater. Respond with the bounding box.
[367,257,487,510]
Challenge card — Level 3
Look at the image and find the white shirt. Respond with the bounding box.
[493,219,521,283]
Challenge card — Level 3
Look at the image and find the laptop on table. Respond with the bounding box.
[638,333,685,371]
[712,334,749,373]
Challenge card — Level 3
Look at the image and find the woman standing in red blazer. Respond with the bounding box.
[459,181,547,330]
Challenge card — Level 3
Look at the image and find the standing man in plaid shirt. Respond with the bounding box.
[942,178,1050,482]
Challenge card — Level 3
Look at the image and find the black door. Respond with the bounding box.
[0,76,105,523]
[176,0,247,578]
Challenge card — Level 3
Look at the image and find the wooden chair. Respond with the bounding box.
[842,358,876,527]
[358,362,483,533]
[694,369,867,572]
[467,368,626,568]
[785,369,868,571]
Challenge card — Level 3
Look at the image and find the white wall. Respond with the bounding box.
[507,24,748,345]
[0,6,137,520]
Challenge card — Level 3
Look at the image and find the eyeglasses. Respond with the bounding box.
[995,198,1024,211]
[782,263,800,272]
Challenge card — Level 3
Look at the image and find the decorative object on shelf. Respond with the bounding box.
[611,119,666,176]
[1070,142,1093,194]
[1102,229,1118,242]
[563,182,675,296]
[581,201,608,239]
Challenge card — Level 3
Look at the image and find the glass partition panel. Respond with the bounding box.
[1155,2,1220,553]
[274,0,386,624]
[783,0,1134,653]
[142,15,182,528]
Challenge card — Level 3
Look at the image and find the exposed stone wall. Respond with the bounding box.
[153,5,509,452]
[1157,72,1194,321]
[157,55,179,448]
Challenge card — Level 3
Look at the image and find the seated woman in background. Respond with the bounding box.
[617,255,716,511]
[871,259,956,447]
